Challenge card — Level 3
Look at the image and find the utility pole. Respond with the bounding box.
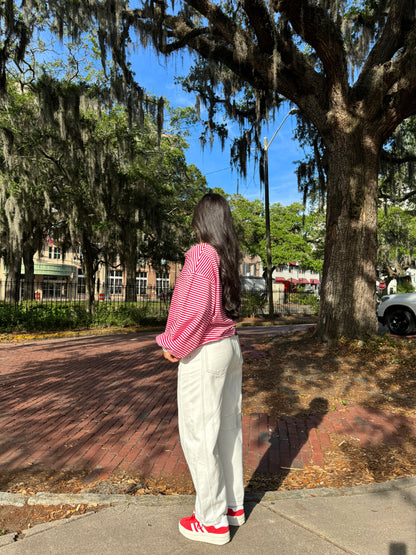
[262,108,298,319]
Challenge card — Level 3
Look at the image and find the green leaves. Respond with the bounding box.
[377,206,416,281]
[0,71,211,309]
[230,194,324,272]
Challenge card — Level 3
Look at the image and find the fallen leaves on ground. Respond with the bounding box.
[241,329,416,492]
[0,503,108,538]
[2,325,416,533]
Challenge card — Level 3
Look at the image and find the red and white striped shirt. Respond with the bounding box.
[156,243,236,359]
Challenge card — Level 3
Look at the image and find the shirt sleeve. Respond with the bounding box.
[156,271,214,359]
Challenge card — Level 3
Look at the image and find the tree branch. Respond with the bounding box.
[381,149,416,165]
[37,148,72,183]
[158,13,271,91]
[379,189,416,203]
[180,0,241,46]
[377,56,416,142]
[359,0,415,79]
[240,0,275,54]
[272,0,348,95]
[141,2,327,125]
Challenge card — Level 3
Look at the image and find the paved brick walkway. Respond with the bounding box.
[0,329,415,486]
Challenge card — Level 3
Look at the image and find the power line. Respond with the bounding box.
[205,166,231,175]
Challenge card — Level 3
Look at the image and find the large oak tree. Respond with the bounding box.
[6,0,416,339]
[126,0,416,340]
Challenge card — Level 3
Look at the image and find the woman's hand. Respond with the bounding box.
[163,350,180,363]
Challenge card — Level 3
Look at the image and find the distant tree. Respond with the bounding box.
[109,115,209,301]
[229,195,264,257]
[0,81,55,300]
[379,116,416,210]
[230,195,324,274]
[32,77,207,308]
[377,207,416,288]
[269,203,324,274]
[0,73,207,308]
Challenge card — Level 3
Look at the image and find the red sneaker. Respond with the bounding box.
[178,514,230,545]
[227,506,245,526]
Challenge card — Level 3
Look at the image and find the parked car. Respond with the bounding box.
[377,292,416,335]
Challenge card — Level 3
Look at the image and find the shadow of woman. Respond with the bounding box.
[243,397,329,521]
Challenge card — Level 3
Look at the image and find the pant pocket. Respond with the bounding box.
[204,338,233,376]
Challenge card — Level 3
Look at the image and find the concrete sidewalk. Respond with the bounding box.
[1,478,415,554]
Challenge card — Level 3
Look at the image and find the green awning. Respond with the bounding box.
[21,263,77,277]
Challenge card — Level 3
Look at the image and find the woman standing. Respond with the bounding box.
[156,193,244,546]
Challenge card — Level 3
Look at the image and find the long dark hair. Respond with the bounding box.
[192,193,241,319]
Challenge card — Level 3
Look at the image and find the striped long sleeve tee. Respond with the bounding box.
[156,243,236,359]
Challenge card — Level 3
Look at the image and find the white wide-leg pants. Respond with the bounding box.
[177,334,244,526]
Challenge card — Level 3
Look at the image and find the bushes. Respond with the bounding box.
[286,292,320,315]
[397,281,415,294]
[90,303,168,328]
[0,303,92,332]
[0,303,23,332]
[0,301,168,333]
[240,289,320,318]
[241,290,267,318]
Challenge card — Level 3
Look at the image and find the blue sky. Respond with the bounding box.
[36,30,305,206]
[130,47,304,206]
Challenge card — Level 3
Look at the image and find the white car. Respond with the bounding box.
[377,292,416,335]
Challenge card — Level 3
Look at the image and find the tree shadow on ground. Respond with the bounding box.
[0,332,180,490]
[239,328,416,536]
[1,327,416,502]
[244,398,328,518]
[240,329,416,418]
[240,330,416,476]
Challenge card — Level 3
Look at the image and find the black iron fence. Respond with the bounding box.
[241,288,319,318]
[0,280,319,318]
[0,281,171,311]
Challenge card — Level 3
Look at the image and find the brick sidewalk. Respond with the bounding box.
[0,331,415,487]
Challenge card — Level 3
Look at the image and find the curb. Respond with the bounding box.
[1,478,415,549]
[1,476,415,508]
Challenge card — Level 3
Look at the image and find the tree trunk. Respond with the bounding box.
[22,245,36,301]
[123,226,138,303]
[315,131,379,341]
[81,238,96,313]
[5,256,22,303]
[125,266,136,302]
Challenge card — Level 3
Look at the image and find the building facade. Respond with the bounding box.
[0,245,321,302]
[0,241,182,302]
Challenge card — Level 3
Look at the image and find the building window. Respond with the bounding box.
[108,270,123,295]
[242,262,257,277]
[241,262,258,277]
[42,277,67,299]
[49,246,62,260]
[242,262,250,276]
[156,273,170,297]
[136,272,147,295]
